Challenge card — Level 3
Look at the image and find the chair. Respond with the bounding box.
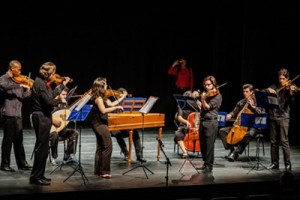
[49,136,67,165]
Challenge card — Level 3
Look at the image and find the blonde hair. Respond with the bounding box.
[39,62,56,79]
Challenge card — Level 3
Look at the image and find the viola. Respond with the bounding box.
[50,74,73,84]
[12,75,34,88]
[183,112,201,153]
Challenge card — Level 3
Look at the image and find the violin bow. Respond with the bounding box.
[216,82,228,89]
[28,72,31,86]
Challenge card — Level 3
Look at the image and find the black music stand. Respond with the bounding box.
[122,96,158,179]
[157,138,172,187]
[240,113,271,174]
[64,101,92,185]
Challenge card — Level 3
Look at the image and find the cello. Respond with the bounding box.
[184,111,201,153]
[226,100,254,145]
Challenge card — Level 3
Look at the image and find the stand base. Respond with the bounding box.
[49,160,77,175]
[179,157,199,175]
[64,163,89,185]
[122,163,154,179]
[247,161,272,174]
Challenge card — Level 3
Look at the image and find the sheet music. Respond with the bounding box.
[139,96,158,114]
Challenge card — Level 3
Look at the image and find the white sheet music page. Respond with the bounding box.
[139,96,158,114]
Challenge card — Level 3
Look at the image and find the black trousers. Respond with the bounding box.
[1,116,28,168]
[30,111,51,180]
[111,130,142,158]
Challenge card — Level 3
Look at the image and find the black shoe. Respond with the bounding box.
[19,165,32,170]
[225,148,234,159]
[41,176,51,182]
[29,179,51,186]
[137,157,147,163]
[267,164,279,170]
[196,165,207,170]
[227,153,236,162]
[0,166,15,172]
[285,165,292,171]
[202,167,213,173]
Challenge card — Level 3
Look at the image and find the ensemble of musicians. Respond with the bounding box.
[0,60,298,185]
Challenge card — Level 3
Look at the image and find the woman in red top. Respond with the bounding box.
[168,59,194,93]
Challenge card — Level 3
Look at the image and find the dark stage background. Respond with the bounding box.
[1,1,299,143]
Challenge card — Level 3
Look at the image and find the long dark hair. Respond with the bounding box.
[91,77,107,101]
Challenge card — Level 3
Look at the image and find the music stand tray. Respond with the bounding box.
[64,104,93,185]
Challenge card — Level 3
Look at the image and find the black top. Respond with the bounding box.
[31,76,64,117]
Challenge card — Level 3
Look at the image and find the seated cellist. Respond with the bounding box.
[219,84,265,162]
[174,90,201,158]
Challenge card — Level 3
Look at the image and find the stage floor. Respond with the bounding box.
[0,127,299,200]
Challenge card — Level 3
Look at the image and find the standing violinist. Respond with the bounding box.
[30,62,70,185]
[0,60,32,172]
[219,84,265,162]
[90,77,126,178]
[197,75,222,173]
[264,68,297,171]
[174,90,201,158]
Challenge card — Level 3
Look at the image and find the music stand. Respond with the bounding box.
[64,97,92,185]
[240,113,271,174]
[122,96,158,179]
[157,138,172,187]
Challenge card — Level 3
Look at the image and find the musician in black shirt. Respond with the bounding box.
[30,62,71,185]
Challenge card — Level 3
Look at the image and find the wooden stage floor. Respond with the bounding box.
[0,127,300,200]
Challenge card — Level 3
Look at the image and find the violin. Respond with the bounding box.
[201,82,228,99]
[277,74,300,93]
[50,74,73,84]
[12,75,34,88]
[105,89,132,98]
[201,89,220,99]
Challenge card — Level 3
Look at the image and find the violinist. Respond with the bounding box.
[89,77,126,178]
[0,60,32,172]
[219,84,265,162]
[174,90,201,158]
[197,75,222,173]
[263,68,297,171]
[30,61,70,185]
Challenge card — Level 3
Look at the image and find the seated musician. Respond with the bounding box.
[174,90,201,158]
[49,87,79,165]
[110,87,146,163]
[218,84,265,161]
